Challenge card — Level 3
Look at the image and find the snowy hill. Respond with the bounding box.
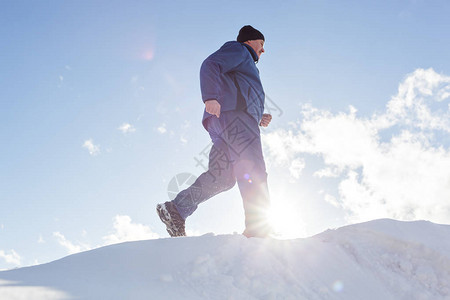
[0,219,449,300]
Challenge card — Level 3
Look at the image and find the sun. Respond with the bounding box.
[268,200,305,239]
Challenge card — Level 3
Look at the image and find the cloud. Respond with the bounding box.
[383,68,450,132]
[264,68,450,224]
[180,136,188,144]
[179,120,191,145]
[53,232,91,255]
[289,158,305,179]
[131,75,139,83]
[157,123,167,134]
[181,120,191,130]
[118,123,136,134]
[38,235,45,244]
[82,139,100,156]
[0,249,21,266]
[0,280,69,298]
[51,216,158,256]
[314,167,340,178]
[103,215,159,245]
[130,76,145,96]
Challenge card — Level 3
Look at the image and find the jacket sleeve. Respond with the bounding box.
[199,43,248,103]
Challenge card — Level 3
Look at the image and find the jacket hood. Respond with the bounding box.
[242,43,259,62]
[222,41,259,62]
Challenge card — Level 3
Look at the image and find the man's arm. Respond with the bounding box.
[200,42,248,104]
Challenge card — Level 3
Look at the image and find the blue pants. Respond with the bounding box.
[172,110,270,232]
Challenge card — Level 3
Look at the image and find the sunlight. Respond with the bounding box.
[269,200,305,240]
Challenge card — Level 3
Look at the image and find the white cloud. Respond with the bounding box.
[180,136,188,144]
[118,123,136,134]
[289,158,305,179]
[38,235,45,244]
[179,120,191,144]
[264,68,450,224]
[314,167,340,178]
[262,129,303,165]
[53,232,91,255]
[131,75,139,83]
[103,215,159,245]
[157,123,167,134]
[82,139,100,156]
[323,193,340,208]
[385,68,450,132]
[51,217,158,257]
[0,249,21,266]
[181,120,191,130]
[130,76,145,96]
[0,282,69,299]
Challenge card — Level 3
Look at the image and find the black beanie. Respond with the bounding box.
[237,25,265,43]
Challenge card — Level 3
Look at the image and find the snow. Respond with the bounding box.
[0,219,449,299]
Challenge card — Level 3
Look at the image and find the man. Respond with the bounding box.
[157,25,272,238]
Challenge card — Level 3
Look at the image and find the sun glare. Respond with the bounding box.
[269,201,305,239]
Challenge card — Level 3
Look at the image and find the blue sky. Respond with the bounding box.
[1,0,450,269]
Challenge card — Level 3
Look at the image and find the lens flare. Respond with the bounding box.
[243,173,252,183]
[142,49,155,61]
[332,280,344,292]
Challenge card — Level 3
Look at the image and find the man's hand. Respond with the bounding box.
[259,113,272,127]
[205,99,221,118]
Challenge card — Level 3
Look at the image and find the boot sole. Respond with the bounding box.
[156,204,185,237]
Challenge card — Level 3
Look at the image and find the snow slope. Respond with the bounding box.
[0,219,449,300]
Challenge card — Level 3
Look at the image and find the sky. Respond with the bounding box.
[1,0,450,270]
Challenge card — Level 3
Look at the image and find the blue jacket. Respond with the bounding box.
[200,41,265,129]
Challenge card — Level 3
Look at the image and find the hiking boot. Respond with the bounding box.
[156,202,186,237]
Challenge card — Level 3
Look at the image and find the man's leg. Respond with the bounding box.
[171,118,236,220]
[236,162,271,237]
[219,111,271,237]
